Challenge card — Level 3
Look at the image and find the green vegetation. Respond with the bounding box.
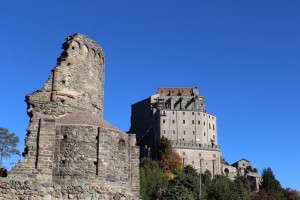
[140,137,300,200]
[0,127,21,168]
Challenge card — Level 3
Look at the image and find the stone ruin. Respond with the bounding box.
[0,33,140,199]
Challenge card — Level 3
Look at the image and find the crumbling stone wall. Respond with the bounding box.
[0,33,139,200]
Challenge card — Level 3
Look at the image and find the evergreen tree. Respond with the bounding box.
[260,167,282,192]
[157,136,172,160]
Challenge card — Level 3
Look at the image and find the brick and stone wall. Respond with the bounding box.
[0,33,139,200]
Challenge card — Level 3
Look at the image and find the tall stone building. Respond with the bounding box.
[0,33,140,199]
[130,87,222,176]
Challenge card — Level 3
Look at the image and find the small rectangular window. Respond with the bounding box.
[183,131,186,135]
[213,124,215,130]
[183,120,185,124]
[204,122,206,125]
[192,120,194,124]
[193,131,195,135]
[198,120,200,124]
[192,112,194,115]
[173,130,175,134]
[183,112,185,115]
[163,119,165,123]
[172,120,175,124]
[209,123,211,129]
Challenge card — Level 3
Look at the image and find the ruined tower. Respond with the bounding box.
[0,34,140,199]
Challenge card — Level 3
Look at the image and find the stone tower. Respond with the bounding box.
[130,87,222,176]
[0,33,140,199]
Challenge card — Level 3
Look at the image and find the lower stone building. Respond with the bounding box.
[0,34,140,199]
[222,158,261,190]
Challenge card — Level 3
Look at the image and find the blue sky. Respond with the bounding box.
[0,0,299,190]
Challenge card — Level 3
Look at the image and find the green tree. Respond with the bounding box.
[157,136,172,160]
[0,127,21,167]
[161,165,203,199]
[260,167,282,193]
[234,176,250,200]
[206,175,250,200]
[140,157,168,200]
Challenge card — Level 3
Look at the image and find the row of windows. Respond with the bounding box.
[163,119,215,130]
[163,130,215,139]
[163,111,215,119]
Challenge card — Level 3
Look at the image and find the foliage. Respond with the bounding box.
[283,188,300,200]
[260,167,282,193]
[160,149,183,172]
[250,189,285,200]
[140,157,168,200]
[202,169,212,185]
[234,176,251,200]
[0,127,21,167]
[161,165,200,200]
[206,175,240,200]
[157,136,172,160]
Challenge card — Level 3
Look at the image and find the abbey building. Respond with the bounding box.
[130,87,222,176]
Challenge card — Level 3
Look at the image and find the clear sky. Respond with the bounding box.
[0,0,299,190]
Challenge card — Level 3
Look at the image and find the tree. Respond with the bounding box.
[0,127,21,167]
[284,188,300,200]
[157,136,172,160]
[260,167,282,193]
[161,165,200,200]
[140,157,168,200]
[160,149,183,172]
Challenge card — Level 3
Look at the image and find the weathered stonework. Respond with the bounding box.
[0,33,140,199]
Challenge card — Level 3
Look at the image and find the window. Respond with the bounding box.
[172,120,175,124]
[192,120,194,124]
[192,112,194,115]
[198,120,200,124]
[173,111,175,114]
[203,113,205,116]
[209,123,211,129]
[213,135,215,139]
[183,112,185,115]
[173,130,175,134]
[213,124,215,130]
[183,120,185,124]
[163,130,166,134]
[204,122,205,125]
[209,115,210,118]
[198,112,200,115]
[193,131,195,135]
[183,131,186,135]
[204,132,206,136]
[163,119,165,123]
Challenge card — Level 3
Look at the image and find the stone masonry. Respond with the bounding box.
[130,87,222,176]
[0,33,140,200]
